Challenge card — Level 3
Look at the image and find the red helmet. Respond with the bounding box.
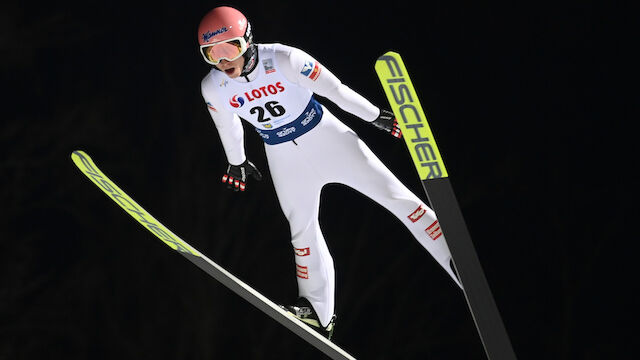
[198,6,254,65]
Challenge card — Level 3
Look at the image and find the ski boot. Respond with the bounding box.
[281,297,336,340]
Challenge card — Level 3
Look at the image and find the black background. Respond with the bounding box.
[2,1,633,359]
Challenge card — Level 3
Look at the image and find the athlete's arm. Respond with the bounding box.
[201,74,246,165]
[275,44,380,122]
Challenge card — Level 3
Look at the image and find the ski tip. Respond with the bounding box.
[70,150,92,170]
[377,50,400,60]
[71,150,88,159]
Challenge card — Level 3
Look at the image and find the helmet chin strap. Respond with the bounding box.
[240,44,259,77]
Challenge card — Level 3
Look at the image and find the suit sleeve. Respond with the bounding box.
[201,75,246,165]
[275,45,380,122]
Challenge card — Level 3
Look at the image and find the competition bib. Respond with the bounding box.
[221,45,322,144]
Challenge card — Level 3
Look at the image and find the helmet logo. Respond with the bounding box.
[245,22,252,39]
[202,27,228,43]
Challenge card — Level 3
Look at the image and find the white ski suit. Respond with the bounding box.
[201,43,459,327]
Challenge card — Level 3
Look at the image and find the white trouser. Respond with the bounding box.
[265,107,460,327]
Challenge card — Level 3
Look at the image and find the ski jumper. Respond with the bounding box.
[201,43,460,327]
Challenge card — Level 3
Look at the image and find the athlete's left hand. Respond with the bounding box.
[371,109,402,138]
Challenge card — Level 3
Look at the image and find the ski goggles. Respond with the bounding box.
[200,37,248,65]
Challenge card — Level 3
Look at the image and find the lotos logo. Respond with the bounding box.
[229,82,285,107]
[230,95,245,108]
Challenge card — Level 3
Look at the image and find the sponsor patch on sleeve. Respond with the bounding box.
[300,60,321,81]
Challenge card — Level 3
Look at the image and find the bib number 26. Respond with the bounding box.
[250,101,286,123]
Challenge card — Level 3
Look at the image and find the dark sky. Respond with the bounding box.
[2,1,633,359]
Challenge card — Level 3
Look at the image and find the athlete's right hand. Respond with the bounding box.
[371,109,402,139]
[222,160,263,192]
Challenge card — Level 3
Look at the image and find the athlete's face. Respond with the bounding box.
[215,56,245,79]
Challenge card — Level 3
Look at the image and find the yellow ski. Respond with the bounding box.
[71,150,356,360]
[376,52,517,360]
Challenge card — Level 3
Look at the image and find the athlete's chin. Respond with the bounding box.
[222,67,241,78]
